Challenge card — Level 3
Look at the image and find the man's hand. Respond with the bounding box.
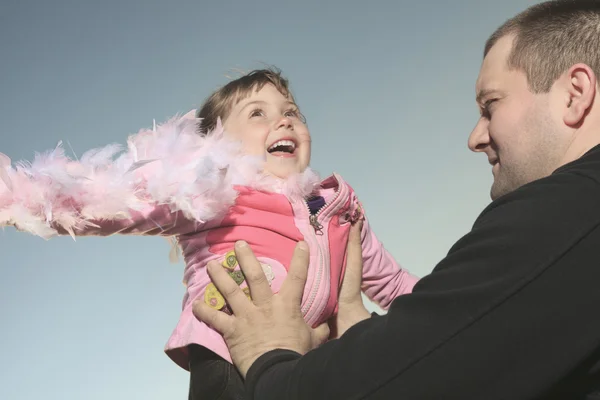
[192,240,330,377]
[328,220,371,339]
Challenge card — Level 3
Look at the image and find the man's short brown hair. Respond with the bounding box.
[196,67,298,135]
[484,0,600,93]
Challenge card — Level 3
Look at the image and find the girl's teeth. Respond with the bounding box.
[269,140,295,151]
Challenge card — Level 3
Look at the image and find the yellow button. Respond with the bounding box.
[222,251,238,270]
[204,283,225,310]
[242,287,252,300]
[229,270,245,285]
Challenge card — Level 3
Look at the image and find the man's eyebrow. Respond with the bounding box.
[476,89,502,104]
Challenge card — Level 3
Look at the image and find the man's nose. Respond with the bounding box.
[468,118,490,153]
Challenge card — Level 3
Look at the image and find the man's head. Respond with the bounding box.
[197,68,311,179]
[469,0,600,200]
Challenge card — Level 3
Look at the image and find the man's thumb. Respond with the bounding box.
[312,323,331,346]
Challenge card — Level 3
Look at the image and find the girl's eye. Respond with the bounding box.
[250,108,264,118]
[284,109,299,118]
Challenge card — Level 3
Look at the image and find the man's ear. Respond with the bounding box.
[563,63,596,127]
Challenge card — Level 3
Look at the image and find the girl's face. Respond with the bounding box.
[223,84,311,179]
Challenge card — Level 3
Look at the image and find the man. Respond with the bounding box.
[194,1,600,398]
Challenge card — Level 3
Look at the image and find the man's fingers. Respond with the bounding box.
[339,221,364,304]
[192,300,234,335]
[234,241,273,306]
[345,222,363,278]
[280,241,310,305]
[312,322,330,346]
[346,220,363,263]
[207,260,251,314]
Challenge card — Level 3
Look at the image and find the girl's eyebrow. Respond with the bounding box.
[237,100,297,115]
[237,100,266,115]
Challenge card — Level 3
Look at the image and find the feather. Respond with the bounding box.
[0,152,13,191]
[0,112,321,241]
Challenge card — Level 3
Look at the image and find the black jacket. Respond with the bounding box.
[245,145,600,399]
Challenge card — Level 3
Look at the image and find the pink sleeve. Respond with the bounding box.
[0,115,242,240]
[0,153,200,239]
[52,204,198,238]
[360,215,420,310]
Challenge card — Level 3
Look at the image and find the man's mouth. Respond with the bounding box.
[267,139,296,155]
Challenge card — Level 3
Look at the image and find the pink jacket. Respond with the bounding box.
[0,115,418,371]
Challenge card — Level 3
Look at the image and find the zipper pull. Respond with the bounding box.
[309,214,324,235]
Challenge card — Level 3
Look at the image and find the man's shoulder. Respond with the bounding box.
[440,145,600,294]
[483,145,600,219]
[468,148,600,256]
[552,144,600,186]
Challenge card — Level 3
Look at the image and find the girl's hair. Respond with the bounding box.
[197,67,299,135]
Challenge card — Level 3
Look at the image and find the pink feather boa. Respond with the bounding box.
[0,114,321,239]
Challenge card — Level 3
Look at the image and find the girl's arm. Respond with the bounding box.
[359,209,420,310]
[0,115,245,239]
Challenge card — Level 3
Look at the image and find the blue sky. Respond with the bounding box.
[0,0,537,398]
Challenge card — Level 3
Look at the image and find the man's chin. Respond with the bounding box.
[490,190,499,201]
[490,178,505,200]
[490,179,519,201]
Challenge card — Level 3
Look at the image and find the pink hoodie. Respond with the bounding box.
[0,114,418,371]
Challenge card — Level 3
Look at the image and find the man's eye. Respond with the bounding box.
[482,99,497,118]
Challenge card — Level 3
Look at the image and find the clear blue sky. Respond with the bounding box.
[0,0,537,398]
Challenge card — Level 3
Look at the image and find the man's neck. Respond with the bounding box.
[558,125,600,169]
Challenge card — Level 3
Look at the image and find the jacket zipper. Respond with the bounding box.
[301,188,340,321]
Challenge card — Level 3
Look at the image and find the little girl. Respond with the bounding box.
[0,68,418,399]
